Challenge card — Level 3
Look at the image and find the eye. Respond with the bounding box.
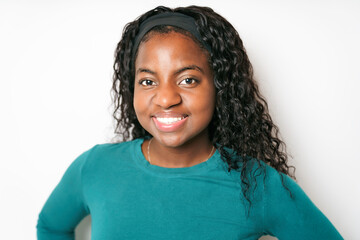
[179,78,198,85]
[139,79,156,86]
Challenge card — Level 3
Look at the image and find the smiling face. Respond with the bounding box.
[133,31,215,148]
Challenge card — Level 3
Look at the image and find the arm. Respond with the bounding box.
[37,148,92,240]
[263,166,343,240]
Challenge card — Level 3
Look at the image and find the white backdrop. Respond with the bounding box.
[0,0,359,239]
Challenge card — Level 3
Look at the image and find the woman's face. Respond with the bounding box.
[133,31,215,148]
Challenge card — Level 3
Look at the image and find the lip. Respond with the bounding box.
[152,112,188,118]
[152,114,188,132]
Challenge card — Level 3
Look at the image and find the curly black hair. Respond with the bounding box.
[111,5,295,206]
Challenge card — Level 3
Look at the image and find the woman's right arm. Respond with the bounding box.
[37,148,92,240]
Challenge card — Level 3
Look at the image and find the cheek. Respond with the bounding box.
[204,97,216,120]
[133,89,146,117]
[190,89,216,122]
[205,89,216,121]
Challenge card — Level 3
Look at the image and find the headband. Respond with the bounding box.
[131,12,212,66]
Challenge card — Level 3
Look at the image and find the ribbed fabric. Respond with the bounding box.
[37,138,342,240]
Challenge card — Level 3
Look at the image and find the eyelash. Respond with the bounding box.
[139,79,155,86]
[138,78,199,86]
[179,78,198,85]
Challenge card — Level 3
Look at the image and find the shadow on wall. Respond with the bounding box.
[74,216,277,240]
[75,216,91,240]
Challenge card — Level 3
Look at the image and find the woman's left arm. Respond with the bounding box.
[262,166,343,240]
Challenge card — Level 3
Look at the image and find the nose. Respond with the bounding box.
[153,82,182,109]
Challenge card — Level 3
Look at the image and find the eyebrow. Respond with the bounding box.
[175,65,204,74]
[136,65,204,75]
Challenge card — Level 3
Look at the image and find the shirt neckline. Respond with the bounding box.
[133,138,221,177]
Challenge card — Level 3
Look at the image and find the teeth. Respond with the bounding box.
[156,117,184,124]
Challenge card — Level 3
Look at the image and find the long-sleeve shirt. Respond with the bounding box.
[37,138,343,239]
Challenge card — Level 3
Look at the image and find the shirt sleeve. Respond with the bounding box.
[262,166,343,240]
[36,148,93,240]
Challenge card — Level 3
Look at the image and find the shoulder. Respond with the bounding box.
[83,138,142,158]
[231,155,294,186]
[78,138,143,171]
[227,156,296,199]
[246,159,296,197]
[255,161,314,214]
[259,162,299,199]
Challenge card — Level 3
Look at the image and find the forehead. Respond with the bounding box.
[135,31,210,67]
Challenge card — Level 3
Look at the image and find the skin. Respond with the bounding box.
[133,31,216,168]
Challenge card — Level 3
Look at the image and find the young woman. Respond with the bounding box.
[37,6,343,240]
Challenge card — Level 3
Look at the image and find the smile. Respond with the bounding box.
[156,117,185,124]
[152,116,188,132]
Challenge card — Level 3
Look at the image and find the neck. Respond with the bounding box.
[143,135,214,168]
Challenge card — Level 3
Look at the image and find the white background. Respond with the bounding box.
[1,0,359,239]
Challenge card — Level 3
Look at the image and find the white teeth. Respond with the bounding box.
[156,117,184,124]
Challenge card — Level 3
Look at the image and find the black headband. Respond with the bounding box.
[131,12,212,66]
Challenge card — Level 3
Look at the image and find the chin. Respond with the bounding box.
[152,133,188,148]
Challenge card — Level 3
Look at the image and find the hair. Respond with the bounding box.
[112,5,295,207]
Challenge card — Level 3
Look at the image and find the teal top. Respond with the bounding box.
[37,138,342,240]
